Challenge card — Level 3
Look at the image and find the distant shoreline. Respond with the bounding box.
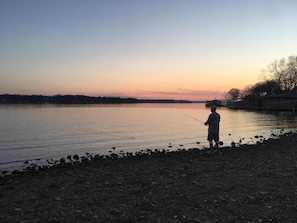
[228,95,297,112]
[0,94,206,104]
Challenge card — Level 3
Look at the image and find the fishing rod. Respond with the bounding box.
[181,112,205,124]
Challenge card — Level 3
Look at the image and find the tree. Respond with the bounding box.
[240,85,253,98]
[250,80,279,96]
[226,88,241,101]
[287,55,297,92]
[268,55,297,92]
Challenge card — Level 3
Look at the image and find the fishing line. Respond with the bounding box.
[181,112,204,124]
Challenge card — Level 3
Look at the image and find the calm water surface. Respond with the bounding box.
[1,103,297,171]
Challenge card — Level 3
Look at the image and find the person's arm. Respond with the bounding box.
[204,114,211,125]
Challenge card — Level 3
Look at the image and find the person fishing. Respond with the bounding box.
[204,105,220,148]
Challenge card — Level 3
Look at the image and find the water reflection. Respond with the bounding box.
[220,108,297,147]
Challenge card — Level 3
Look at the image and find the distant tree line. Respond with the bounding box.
[226,55,297,101]
[0,94,139,104]
[0,94,191,104]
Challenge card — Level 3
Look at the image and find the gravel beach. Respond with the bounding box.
[1,132,297,223]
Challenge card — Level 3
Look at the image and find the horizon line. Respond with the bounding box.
[0,93,218,102]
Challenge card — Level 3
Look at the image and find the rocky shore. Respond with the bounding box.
[1,132,297,223]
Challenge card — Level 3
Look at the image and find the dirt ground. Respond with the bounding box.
[1,132,297,223]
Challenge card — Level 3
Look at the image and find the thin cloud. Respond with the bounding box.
[136,88,225,100]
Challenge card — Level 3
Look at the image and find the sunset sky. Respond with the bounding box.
[0,0,296,100]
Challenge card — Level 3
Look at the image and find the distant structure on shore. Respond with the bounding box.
[228,94,297,111]
[205,99,227,107]
[204,95,297,111]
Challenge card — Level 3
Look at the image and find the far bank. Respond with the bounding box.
[227,94,297,111]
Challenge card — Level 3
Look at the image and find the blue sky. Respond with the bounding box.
[0,0,296,100]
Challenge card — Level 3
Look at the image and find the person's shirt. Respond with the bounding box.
[206,112,220,134]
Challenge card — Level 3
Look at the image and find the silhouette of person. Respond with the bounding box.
[204,105,220,148]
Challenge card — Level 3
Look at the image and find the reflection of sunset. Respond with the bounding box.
[0,1,296,100]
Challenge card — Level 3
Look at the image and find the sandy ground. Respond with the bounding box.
[1,132,297,223]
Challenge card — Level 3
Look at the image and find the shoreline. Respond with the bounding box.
[1,132,297,222]
[0,129,287,177]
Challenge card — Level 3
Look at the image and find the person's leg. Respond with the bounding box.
[207,133,213,148]
[209,140,213,148]
[214,134,219,148]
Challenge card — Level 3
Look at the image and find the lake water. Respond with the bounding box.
[1,103,297,171]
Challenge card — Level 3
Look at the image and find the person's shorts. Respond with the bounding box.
[207,133,219,142]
